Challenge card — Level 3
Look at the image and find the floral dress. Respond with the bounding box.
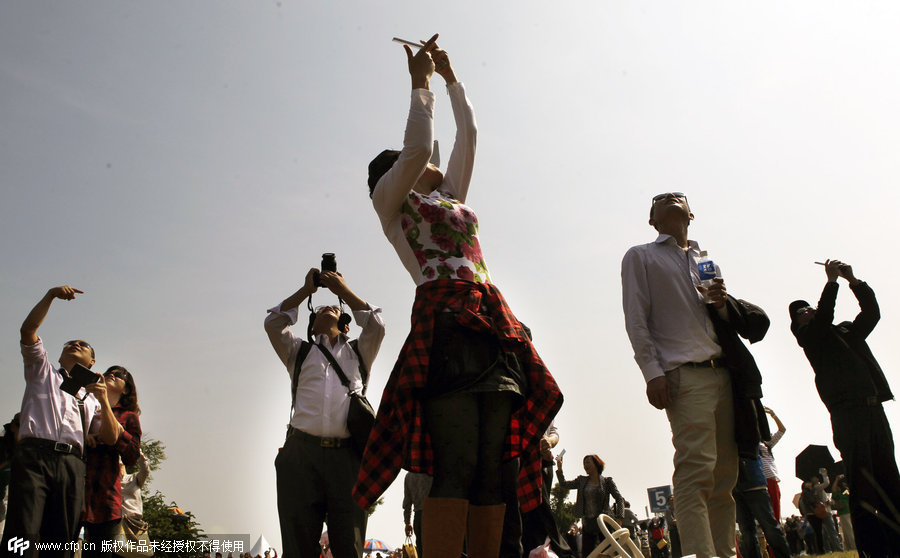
[401,189,490,283]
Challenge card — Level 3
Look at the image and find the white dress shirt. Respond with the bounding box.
[372,82,480,285]
[622,234,722,383]
[264,303,385,438]
[18,337,101,450]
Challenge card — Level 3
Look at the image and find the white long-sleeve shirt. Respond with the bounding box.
[621,234,722,383]
[264,303,385,438]
[372,83,479,285]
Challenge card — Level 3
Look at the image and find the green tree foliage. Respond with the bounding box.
[138,438,166,480]
[136,438,207,558]
[549,481,578,534]
[143,490,207,557]
[367,496,384,518]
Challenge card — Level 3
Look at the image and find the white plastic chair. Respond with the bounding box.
[584,514,643,558]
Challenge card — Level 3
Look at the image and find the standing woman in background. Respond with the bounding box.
[82,366,142,557]
[556,454,625,558]
[355,34,562,558]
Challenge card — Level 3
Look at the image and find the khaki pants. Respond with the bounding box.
[665,365,738,558]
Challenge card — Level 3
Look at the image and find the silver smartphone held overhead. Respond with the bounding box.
[392,37,422,48]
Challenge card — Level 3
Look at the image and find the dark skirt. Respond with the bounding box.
[425,311,527,399]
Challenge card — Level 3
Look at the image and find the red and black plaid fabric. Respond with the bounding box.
[83,407,142,524]
[353,279,563,512]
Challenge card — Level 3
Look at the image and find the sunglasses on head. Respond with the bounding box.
[314,305,340,313]
[64,340,92,350]
[651,192,686,202]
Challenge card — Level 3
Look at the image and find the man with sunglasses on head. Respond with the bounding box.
[622,193,771,558]
[264,268,385,558]
[2,286,120,558]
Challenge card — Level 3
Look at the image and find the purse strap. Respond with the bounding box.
[78,399,88,451]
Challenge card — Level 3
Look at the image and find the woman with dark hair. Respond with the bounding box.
[556,454,625,558]
[355,34,562,558]
[82,365,142,557]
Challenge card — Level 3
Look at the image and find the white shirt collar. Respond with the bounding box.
[654,233,701,252]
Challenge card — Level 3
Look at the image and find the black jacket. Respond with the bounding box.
[792,281,893,412]
[707,295,771,458]
[555,470,624,519]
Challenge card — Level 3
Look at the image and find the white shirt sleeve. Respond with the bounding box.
[622,247,666,382]
[264,304,302,372]
[441,82,477,203]
[768,427,785,447]
[352,303,386,372]
[372,89,436,228]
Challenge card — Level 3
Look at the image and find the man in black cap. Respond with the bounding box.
[790,259,900,557]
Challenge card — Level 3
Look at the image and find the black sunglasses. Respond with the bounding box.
[651,192,686,202]
[104,369,127,380]
[64,340,92,350]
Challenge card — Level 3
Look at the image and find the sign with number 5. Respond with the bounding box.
[647,485,672,513]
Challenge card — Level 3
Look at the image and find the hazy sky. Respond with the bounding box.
[3,1,900,550]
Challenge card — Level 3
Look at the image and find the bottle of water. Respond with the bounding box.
[697,251,718,303]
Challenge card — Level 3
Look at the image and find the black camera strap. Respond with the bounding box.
[289,337,368,415]
[314,341,368,395]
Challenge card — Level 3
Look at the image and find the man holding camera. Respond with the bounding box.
[2,286,118,558]
[265,265,385,558]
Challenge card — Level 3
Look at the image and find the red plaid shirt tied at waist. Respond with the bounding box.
[353,279,563,512]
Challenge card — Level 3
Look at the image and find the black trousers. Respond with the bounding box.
[500,458,522,558]
[0,441,86,558]
[669,525,681,558]
[412,509,423,558]
[831,404,900,558]
[580,515,602,558]
[274,432,366,558]
[82,519,121,558]
[521,461,572,558]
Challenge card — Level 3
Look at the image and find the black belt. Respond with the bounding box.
[832,396,883,410]
[289,428,350,449]
[19,437,83,459]
[683,357,727,369]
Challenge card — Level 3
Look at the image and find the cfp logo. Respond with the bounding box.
[7,537,30,556]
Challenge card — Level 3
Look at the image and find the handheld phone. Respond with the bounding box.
[392,37,422,48]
